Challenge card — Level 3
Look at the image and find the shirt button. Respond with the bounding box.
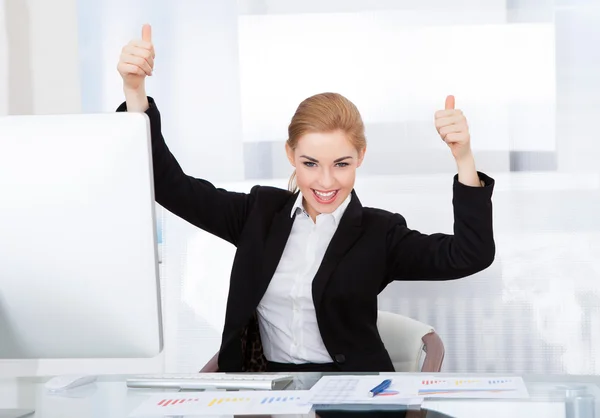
[334,354,346,364]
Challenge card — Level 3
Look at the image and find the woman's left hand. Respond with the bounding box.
[435,95,472,162]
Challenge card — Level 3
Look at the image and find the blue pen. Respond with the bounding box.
[368,379,392,397]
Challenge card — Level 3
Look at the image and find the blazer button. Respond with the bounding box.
[334,354,346,364]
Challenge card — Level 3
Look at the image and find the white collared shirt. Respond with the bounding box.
[256,191,352,364]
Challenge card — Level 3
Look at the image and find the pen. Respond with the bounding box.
[368,379,392,397]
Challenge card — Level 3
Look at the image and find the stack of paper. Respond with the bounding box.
[306,375,529,405]
[128,375,529,416]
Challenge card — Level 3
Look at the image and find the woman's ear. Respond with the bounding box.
[285,142,296,167]
[357,146,367,168]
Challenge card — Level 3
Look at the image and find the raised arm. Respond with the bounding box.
[116,24,254,245]
[385,96,495,281]
[385,173,495,281]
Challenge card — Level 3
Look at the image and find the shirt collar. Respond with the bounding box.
[290,190,352,225]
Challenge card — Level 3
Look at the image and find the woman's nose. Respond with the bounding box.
[319,169,335,189]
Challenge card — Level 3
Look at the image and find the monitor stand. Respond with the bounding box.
[0,409,35,418]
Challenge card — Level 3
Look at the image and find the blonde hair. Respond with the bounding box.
[286,92,366,192]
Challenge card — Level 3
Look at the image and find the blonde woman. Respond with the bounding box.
[117,25,495,373]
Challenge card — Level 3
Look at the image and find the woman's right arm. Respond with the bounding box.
[116,25,254,246]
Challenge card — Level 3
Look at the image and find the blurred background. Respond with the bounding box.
[1,0,599,375]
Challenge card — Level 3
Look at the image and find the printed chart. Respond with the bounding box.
[418,377,529,398]
[130,391,311,416]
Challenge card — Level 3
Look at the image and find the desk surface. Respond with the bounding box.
[0,373,598,418]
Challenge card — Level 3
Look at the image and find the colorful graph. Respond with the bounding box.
[488,379,512,384]
[422,379,446,386]
[455,380,479,386]
[375,389,400,397]
[157,398,199,407]
[421,379,482,386]
[418,378,518,396]
[260,396,302,404]
[136,392,310,416]
[207,396,251,407]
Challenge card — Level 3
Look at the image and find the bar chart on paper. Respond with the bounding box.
[153,395,252,408]
[156,397,200,407]
[260,395,303,404]
[208,396,252,407]
[130,391,311,416]
[418,377,529,398]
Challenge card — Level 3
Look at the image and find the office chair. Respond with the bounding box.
[200,311,444,373]
[376,310,444,372]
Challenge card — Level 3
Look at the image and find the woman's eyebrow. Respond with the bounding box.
[299,155,353,163]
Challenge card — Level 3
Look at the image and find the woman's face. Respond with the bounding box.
[286,130,365,221]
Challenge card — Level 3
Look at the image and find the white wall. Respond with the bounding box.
[1,0,81,116]
[238,0,508,15]
[0,0,6,116]
[78,0,245,183]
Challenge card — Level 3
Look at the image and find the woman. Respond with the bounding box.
[116,25,495,373]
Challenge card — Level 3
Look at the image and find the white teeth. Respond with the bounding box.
[314,190,336,198]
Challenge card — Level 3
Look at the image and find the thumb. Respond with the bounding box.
[445,95,455,110]
[142,24,152,42]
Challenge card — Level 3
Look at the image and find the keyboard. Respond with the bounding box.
[126,373,294,391]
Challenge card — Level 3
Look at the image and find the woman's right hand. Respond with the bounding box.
[117,24,155,92]
[117,24,155,111]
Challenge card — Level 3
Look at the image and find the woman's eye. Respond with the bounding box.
[336,162,349,168]
[303,162,317,167]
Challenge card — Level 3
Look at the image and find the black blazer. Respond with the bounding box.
[117,98,496,372]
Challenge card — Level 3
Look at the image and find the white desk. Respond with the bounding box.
[0,373,598,418]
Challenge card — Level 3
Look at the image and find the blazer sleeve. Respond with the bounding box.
[385,172,495,281]
[116,97,254,246]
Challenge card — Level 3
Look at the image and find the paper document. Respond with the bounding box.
[416,376,529,399]
[129,390,312,416]
[307,375,530,405]
[307,375,422,405]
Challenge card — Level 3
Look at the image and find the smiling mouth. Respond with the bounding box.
[312,189,339,204]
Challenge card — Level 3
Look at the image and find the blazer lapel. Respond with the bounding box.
[255,193,297,303]
[312,190,364,309]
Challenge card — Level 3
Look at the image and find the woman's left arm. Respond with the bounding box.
[385,96,495,281]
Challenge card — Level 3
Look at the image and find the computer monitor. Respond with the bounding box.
[0,112,163,361]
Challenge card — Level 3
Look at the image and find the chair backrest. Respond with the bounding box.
[376,310,444,372]
[200,311,444,373]
[200,351,220,373]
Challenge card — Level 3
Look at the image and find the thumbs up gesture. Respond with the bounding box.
[117,24,155,92]
[434,95,472,162]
